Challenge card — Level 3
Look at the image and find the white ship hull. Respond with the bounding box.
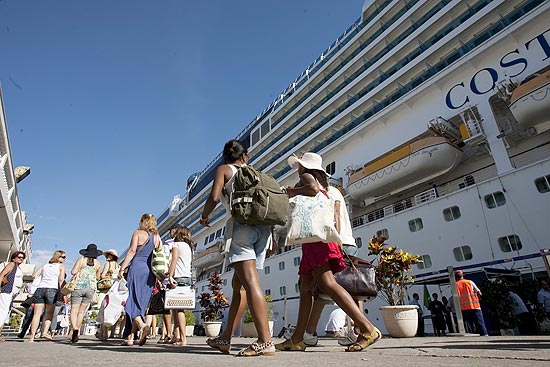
[156,0,550,336]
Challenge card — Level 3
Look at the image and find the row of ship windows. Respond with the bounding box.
[375,177,550,235]
[256,235,523,297]
[198,175,549,250]
[415,233,524,270]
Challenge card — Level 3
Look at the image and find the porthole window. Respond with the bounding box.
[453,245,473,262]
[484,191,506,209]
[279,261,285,271]
[265,289,271,296]
[280,286,287,296]
[498,234,522,252]
[443,206,461,221]
[535,175,550,193]
[356,237,363,248]
[295,283,299,293]
[264,266,270,275]
[293,257,301,266]
[408,218,423,232]
[376,228,389,239]
[416,254,432,269]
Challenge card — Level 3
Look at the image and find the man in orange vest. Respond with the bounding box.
[454,270,488,336]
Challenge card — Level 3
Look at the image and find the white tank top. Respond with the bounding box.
[40,263,61,289]
[221,164,240,212]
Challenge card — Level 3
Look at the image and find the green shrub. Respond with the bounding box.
[243,294,273,323]
[184,310,196,325]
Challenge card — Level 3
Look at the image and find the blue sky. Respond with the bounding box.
[0,0,364,268]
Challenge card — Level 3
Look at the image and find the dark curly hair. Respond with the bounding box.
[223,139,248,164]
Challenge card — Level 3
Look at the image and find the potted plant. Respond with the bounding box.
[184,310,196,337]
[241,294,274,337]
[368,236,422,337]
[198,273,229,337]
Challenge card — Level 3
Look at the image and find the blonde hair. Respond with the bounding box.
[174,226,194,250]
[49,250,66,264]
[139,213,159,235]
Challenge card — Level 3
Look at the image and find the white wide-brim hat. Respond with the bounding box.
[288,152,330,176]
[103,249,119,261]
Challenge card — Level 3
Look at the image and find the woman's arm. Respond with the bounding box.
[168,246,179,288]
[0,262,15,278]
[200,165,231,226]
[118,230,141,277]
[58,265,66,289]
[32,265,43,280]
[100,261,110,279]
[95,259,101,280]
[286,172,320,197]
[334,200,341,234]
[71,258,82,276]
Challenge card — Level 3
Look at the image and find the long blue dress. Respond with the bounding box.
[125,231,155,321]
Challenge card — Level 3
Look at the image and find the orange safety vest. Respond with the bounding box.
[456,279,481,311]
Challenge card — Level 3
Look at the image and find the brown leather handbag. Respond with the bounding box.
[333,253,378,298]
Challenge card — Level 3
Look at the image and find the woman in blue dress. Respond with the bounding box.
[118,213,162,346]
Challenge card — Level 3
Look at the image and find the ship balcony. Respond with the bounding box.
[194,239,224,270]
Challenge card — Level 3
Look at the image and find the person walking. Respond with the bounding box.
[537,279,550,318]
[69,244,102,343]
[410,293,425,336]
[0,251,26,341]
[299,184,364,347]
[441,296,454,333]
[167,226,194,346]
[118,213,161,346]
[157,224,180,345]
[28,250,67,342]
[454,270,488,336]
[275,152,380,353]
[201,139,275,357]
[428,293,446,336]
[98,249,120,341]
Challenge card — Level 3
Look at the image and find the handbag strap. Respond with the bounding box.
[342,250,358,272]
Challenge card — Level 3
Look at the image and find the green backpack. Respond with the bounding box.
[230,165,289,226]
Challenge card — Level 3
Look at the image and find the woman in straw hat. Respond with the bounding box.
[69,244,102,343]
[97,249,120,341]
[275,152,381,353]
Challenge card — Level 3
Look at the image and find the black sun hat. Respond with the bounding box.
[79,244,103,258]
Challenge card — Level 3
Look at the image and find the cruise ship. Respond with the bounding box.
[156,0,550,335]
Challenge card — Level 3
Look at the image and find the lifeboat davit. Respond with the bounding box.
[194,241,224,270]
[509,67,550,129]
[347,136,462,200]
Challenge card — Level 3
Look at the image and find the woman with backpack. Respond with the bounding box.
[200,139,275,357]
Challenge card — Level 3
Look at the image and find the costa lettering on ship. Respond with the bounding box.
[445,28,550,110]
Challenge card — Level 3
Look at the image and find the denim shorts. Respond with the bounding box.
[71,288,95,305]
[228,221,271,270]
[343,245,358,257]
[33,288,58,305]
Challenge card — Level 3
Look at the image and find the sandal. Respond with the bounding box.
[345,327,382,352]
[157,336,171,344]
[274,337,306,351]
[206,337,231,354]
[236,340,275,357]
[138,325,150,346]
[121,340,134,346]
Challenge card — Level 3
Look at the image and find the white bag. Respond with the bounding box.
[98,280,128,327]
[164,286,196,310]
[285,192,342,245]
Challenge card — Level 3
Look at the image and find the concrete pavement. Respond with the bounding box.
[1,334,549,367]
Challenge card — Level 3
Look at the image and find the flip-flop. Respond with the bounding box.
[139,325,150,346]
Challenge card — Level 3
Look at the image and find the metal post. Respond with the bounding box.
[448,266,466,334]
[541,249,550,278]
